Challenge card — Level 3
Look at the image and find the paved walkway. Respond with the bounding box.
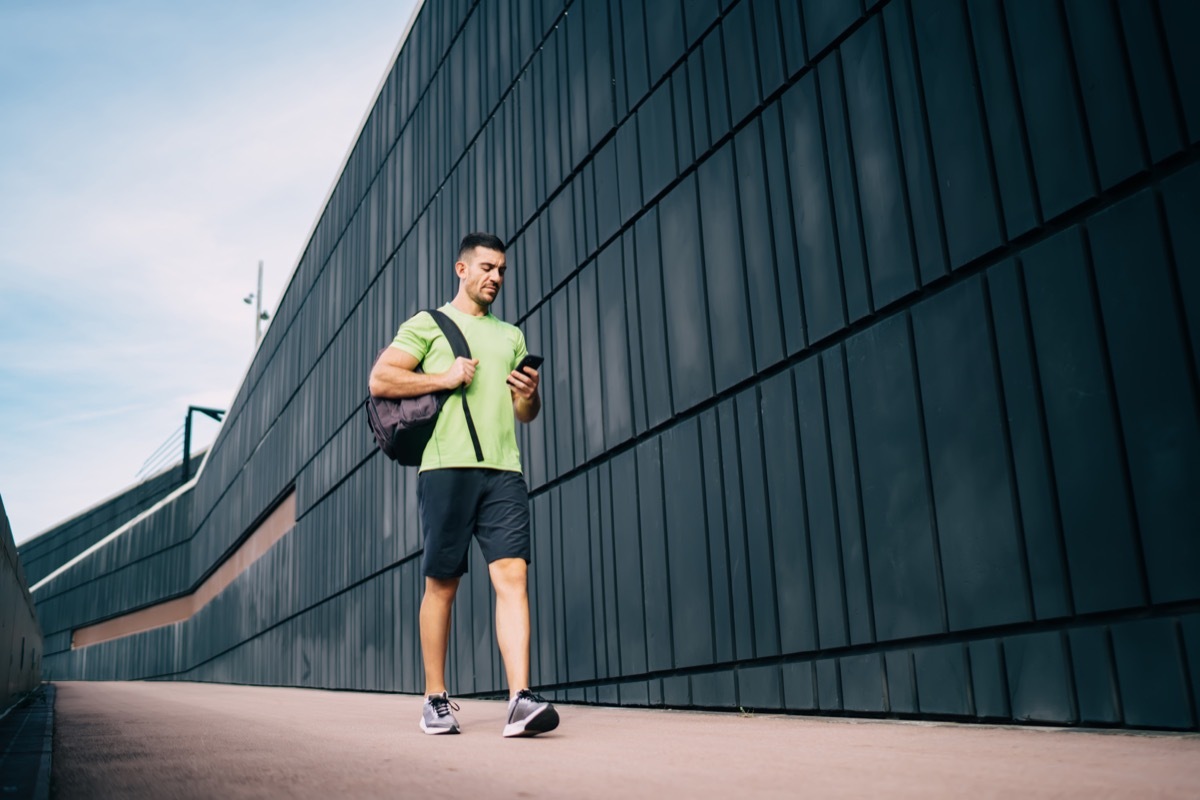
[49,681,1200,799]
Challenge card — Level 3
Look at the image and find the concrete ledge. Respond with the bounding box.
[0,684,54,800]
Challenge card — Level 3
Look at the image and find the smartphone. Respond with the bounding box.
[516,354,544,373]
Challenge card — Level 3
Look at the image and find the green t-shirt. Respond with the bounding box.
[390,304,528,473]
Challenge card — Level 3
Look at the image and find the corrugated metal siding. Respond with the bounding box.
[1,494,42,707]
[17,461,191,586]
[28,0,1200,731]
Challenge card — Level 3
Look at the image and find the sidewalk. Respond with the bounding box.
[50,681,1200,799]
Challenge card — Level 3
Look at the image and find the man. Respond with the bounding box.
[368,232,558,738]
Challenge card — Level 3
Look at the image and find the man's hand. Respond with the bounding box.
[442,357,479,390]
[507,365,539,400]
[508,366,541,422]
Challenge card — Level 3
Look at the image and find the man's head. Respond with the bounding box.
[455,232,507,310]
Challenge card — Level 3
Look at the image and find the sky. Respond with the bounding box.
[0,0,418,544]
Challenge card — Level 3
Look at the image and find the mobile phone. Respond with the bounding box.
[516,354,544,373]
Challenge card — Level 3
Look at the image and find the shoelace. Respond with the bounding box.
[429,695,460,718]
[516,689,547,704]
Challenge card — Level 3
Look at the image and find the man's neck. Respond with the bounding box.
[450,292,489,317]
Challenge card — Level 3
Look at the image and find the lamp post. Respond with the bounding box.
[243,260,271,345]
[183,405,226,482]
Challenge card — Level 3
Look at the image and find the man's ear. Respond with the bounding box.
[454,260,467,278]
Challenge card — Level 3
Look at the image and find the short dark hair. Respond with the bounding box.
[458,232,506,261]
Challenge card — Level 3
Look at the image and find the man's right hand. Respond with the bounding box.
[442,357,479,389]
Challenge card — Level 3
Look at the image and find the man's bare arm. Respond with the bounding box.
[368,346,477,398]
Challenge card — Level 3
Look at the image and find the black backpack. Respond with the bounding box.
[364,309,484,466]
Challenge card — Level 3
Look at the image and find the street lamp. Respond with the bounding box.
[183,405,226,482]
[243,259,271,345]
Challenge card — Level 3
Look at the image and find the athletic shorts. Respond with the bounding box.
[417,468,531,578]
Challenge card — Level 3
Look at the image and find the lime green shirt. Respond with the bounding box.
[391,304,527,473]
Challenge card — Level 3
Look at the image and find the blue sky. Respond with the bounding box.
[1,0,418,544]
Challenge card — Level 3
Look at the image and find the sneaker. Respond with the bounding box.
[420,692,461,735]
[502,689,559,738]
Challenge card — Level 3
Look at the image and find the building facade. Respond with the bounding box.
[21,0,1200,730]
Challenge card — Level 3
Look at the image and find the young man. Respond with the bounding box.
[368,232,558,738]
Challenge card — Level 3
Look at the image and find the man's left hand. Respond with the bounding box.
[507,366,539,400]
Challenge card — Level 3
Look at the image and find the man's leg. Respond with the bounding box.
[488,558,529,694]
[420,575,461,696]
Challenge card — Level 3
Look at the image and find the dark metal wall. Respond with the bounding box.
[2,494,42,709]
[29,0,1200,731]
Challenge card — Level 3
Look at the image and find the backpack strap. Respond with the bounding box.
[425,308,484,463]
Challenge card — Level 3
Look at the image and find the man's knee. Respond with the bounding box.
[424,575,460,603]
[489,558,528,595]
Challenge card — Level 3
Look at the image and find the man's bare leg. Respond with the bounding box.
[488,558,529,696]
[420,575,460,696]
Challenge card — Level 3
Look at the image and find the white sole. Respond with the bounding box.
[420,719,459,735]
[502,704,559,738]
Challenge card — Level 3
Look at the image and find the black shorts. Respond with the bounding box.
[417,468,531,579]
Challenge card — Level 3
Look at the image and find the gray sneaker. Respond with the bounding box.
[420,692,461,735]
[502,689,559,738]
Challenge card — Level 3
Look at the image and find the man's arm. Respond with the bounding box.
[507,366,541,423]
[368,346,477,398]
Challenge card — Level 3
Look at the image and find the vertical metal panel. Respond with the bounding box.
[1068,627,1122,725]
[659,175,714,413]
[819,52,872,320]
[738,664,783,710]
[986,259,1073,620]
[1115,0,1185,163]
[699,144,756,391]
[1111,618,1195,730]
[734,390,781,658]
[1004,631,1075,724]
[702,30,732,142]
[760,101,807,356]
[886,650,917,713]
[781,74,845,344]
[661,418,713,669]
[794,359,848,650]
[912,278,1030,630]
[633,209,673,427]
[636,439,672,672]
[1088,192,1200,604]
[841,653,886,713]
[639,81,677,202]
[1022,229,1145,614]
[609,450,646,675]
[716,400,755,662]
[782,660,816,710]
[760,371,817,654]
[822,348,874,645]
[1004,0,1096,220]
[802,0,861,56]
[912,0,1004,265]
[841,16,918,308]
[724,2,759,127]
[968,640,1010,719]
[734,120,787,370]
[915,643,971,716]
[1159,0,1200,142]
[1062,0,1147,190]
[847,315,943,641]
[561,476,596,681]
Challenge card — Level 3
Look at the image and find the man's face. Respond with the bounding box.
[457,246,506,307]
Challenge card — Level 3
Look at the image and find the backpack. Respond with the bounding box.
[364,309,484,466]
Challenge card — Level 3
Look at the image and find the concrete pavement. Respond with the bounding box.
[50,681,1200,798]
